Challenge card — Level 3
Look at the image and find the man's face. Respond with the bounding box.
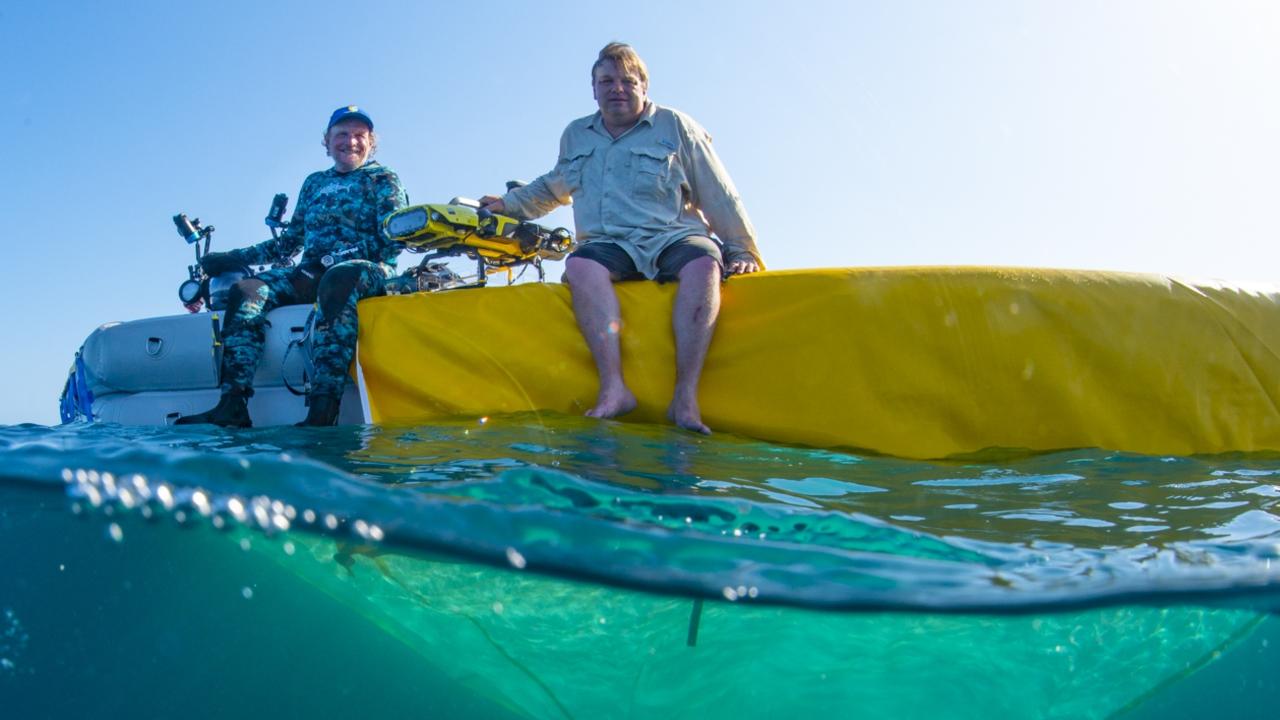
[326,119,373,172]
[592,59,647,130]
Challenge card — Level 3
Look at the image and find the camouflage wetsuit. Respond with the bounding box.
[219,160,407,400]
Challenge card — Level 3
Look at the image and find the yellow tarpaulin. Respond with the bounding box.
[357,267,1280,459]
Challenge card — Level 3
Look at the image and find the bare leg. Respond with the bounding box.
[564,257,637,418]
[668,256,720,435]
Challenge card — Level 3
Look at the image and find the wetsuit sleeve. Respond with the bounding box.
[359,167,410,264]
[682,122,765,268]
[229,176,310,267]
[500,128,576,221]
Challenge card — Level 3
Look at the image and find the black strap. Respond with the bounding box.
[282,307,317,397]
[211,313,225,386]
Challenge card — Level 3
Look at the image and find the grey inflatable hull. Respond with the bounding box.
[71,305,364,426]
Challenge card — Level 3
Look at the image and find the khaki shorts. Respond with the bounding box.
[569,236,723,282]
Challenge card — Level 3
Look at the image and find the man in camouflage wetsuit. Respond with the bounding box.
[176,106,407,428]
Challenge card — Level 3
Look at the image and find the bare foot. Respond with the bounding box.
[667,395,711,435]
[585,383,637,419]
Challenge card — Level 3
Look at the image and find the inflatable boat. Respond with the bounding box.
[63,266,1280,458]
[61,304,365,426]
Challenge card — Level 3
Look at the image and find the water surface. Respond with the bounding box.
[1,417,1278,718]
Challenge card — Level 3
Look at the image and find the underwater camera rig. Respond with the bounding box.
[173,212,220,311]
[382,191,574,290]
[173,194,295,312]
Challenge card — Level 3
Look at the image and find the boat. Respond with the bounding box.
[61,304,365,426]
[63,266,1280,458]
[359,266,1280,458]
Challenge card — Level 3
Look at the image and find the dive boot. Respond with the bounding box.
[175,392,252,428]
[296,394,341,427]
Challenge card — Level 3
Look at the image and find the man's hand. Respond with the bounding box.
[725,255,760,276]
[479,195,506,214]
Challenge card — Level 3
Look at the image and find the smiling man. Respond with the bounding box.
[482,43,764,434]
[177,106,408,428]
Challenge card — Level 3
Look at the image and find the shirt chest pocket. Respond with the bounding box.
[628,146,679,201]
[559,148,594,192]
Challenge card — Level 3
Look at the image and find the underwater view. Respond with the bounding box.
[1,416,1278,718]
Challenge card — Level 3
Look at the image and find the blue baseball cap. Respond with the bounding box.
[327,105,373,132]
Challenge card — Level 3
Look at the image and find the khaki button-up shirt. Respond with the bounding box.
[502,102,763,279]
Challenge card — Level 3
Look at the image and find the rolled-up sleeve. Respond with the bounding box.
[502,129,576,221]
[683,125,764,267]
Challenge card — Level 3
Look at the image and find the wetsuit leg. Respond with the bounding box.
[308,260,390,399]
[218,268,309,395]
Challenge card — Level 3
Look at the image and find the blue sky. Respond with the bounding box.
[2,1,1278,425]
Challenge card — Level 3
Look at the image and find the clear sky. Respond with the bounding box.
[2,1,1278,425]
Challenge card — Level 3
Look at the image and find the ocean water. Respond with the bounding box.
[1,416,1278,719]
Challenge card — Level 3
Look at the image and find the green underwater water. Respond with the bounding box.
[1,417,1279,718]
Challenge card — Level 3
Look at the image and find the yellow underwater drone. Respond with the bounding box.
[382,196,574,289]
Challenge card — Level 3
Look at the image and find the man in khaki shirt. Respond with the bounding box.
[481,42,764,434]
